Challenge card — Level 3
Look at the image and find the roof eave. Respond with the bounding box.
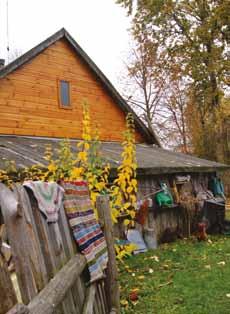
[0,28,65,79]
[135,165,229,176]
[64,31,159,145]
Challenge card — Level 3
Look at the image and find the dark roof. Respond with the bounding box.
[0,28,159,146]
[0,136,228,175]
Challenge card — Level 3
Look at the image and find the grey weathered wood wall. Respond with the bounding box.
[137,172,213,241]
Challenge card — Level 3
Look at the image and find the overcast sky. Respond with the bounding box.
[0,0,132,88]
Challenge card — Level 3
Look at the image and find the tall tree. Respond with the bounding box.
[122,41,166,140]
[117,0,229,160]
[164,74,191,153]
[122,42,190,151]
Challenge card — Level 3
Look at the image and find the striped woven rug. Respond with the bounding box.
[62,181,108,282]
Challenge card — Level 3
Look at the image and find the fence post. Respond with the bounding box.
[96,195,120,314]
[0,239,17,314]
[0,183,38,304]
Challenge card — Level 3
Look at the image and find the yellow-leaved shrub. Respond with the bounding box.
[0,103,138,260]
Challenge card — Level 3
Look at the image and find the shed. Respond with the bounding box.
[0,136,228,242]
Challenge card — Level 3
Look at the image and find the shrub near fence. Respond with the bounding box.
[0,183,120,314]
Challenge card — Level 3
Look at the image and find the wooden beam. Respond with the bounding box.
[6,304,29,314]
[5,254,87,314]
[96,195,120,314]
[82,284,96,314]
[27,254,86,314]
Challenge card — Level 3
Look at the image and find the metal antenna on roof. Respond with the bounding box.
[6,0,10,63]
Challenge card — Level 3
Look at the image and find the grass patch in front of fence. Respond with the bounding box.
[119,236,230,314]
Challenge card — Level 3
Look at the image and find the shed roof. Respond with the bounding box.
[0,136,228,175]
[0,28,159,146]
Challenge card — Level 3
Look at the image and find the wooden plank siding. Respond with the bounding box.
[0,38,144,142]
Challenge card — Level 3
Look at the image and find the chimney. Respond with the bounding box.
[0,59,5,69]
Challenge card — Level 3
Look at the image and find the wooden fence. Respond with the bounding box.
[0,183,120,314]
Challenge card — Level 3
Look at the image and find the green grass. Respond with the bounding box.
[118,236,230,314]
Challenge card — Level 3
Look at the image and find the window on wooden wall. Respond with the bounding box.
[59,80,71,109]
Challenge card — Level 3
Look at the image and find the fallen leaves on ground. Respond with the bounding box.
[149,255,159,262]
[120,299,128,306]
[119,236,230,314]
[157,280,173,289]
[129,290,139,301]
[137,275,145,280]
[204,264,211,269]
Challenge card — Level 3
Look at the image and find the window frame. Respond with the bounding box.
[58,79,72,109]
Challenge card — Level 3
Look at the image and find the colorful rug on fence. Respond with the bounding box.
[61,181,108,282]
[23,181,64,223]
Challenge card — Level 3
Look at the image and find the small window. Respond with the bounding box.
[59,80,71,108]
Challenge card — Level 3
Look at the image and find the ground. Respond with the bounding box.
[119,236,230,314]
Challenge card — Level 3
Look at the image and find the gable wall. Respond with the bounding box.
[0,39,144,142]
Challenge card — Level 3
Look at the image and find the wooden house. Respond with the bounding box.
[0,28,156,144]
[0,28,229,243]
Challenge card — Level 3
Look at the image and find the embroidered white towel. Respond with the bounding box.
[23,181,64,222]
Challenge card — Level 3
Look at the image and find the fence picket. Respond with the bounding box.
[58,204,85,313]
[25,188,78,314]
[0,184,39,303]
[0,184,113,314]
[0,248,17,314]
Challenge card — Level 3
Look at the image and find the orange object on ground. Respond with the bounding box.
[129,290,138,302]
[197,222,207,241]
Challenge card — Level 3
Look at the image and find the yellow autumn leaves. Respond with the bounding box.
[69,103,110,213]
[115,242,137,261]
[110,113,137,223]
[44,104,138,228]
[0,103,138,231]
[0,102,139,261]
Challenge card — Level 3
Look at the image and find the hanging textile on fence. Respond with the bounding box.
[62,181,108,282]
[23,181,64,223]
